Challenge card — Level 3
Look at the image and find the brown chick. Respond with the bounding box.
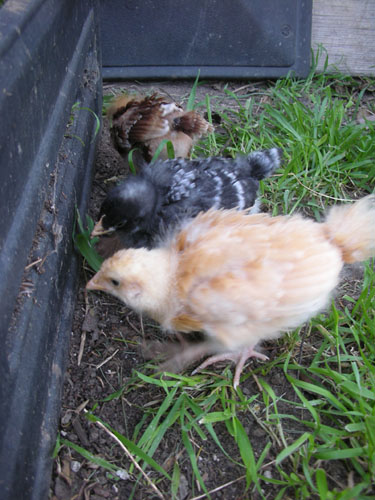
[107,93,214,162]
[86,195,375,388]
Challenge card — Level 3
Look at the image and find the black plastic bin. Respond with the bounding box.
[0,1,101,498]
[100,0,312,80]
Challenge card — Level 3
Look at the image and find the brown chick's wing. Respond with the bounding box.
[106,94,138,121]
[110,94,172,151]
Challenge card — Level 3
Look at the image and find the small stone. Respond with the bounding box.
[115,469,130,480]
[71,460,81,472]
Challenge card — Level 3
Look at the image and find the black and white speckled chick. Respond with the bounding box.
[92,148,282,257]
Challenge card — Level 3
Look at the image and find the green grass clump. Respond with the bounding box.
[74,210,103,272]
[195,69,375,217]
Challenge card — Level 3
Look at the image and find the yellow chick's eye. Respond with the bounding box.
[110,278,120,287]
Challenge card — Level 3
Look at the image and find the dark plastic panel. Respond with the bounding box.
[0,1,101,498]
[100,0,312,80]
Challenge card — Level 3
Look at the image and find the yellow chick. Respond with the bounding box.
[87,195,375,388]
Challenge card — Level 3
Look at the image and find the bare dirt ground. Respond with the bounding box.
[50,80,367,500]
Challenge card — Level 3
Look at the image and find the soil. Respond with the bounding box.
[50,80,370,500]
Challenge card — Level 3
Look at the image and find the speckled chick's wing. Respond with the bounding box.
[171,209,343,351]
[146,147,281,219]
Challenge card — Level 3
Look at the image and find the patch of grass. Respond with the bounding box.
[66,101,101,145]
[74,209,103,272]
[273,262,375,499]
[196,70,375,217]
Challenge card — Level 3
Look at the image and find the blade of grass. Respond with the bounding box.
[231,416,259,489]
[73,210,103,271]
[60,437,126,475]
[151,139,175,162]
[85,413,171,480]
[275,432,312,465]
[186,71,200,111]
[181,429,209,496]
[128,148,140,174]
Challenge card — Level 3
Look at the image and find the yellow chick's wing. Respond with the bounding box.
[171,209,343,352]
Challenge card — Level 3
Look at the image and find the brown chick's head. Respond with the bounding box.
[172,111,214,140]
[107,92,213,161]
[87,195,375,387]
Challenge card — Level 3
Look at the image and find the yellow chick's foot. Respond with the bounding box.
[192,347,269,389]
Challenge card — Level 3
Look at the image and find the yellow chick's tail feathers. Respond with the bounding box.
[323,194,375,263]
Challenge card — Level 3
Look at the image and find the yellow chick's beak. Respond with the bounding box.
[91,216,114,237]
[86,274,107,292]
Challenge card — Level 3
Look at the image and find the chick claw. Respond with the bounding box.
[192,347,269,389]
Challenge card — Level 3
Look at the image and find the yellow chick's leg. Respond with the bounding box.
[192,347,269,389]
